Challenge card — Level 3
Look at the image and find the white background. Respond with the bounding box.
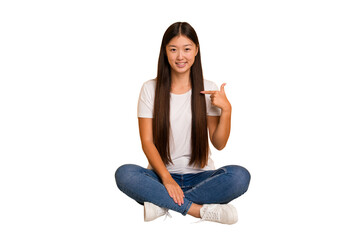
[1,0,359,239]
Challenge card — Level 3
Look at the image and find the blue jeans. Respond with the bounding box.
[115,164,250,215]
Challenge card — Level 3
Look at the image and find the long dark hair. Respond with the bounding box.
[153,22,209,168]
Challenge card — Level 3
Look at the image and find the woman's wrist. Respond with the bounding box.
[160,172,172,182]
[221,104,232,115]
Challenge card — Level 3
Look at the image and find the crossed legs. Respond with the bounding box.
[115,164,251,217]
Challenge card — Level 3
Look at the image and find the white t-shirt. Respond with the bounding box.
[137,79,221,174]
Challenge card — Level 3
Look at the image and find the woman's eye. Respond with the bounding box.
[170,49,176,52]
[185,48,191,51]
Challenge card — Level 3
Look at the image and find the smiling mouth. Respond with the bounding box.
[176,62,187,67]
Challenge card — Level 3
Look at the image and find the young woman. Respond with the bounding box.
[115,22,250,224]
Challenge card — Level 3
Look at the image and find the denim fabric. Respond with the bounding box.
[115,164,250,216]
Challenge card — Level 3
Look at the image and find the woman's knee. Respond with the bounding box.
[223,165,251,193]
[115,164,142,188]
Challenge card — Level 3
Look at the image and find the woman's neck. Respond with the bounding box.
[171,71,191,94]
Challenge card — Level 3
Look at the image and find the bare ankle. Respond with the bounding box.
[187,203,202,218]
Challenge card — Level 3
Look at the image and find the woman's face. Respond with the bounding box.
[166,35,198,75]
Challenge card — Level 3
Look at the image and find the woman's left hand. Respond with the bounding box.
[201,83,232,113]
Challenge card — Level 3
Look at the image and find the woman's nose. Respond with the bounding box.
[176,50,184,60]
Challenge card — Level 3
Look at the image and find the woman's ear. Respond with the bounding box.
[195,45,199,56]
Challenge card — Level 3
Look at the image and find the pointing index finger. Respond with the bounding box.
[200,91,217,94]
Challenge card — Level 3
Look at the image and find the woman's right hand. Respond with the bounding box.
[162,176,184,206]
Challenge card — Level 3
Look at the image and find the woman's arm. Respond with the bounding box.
[201,83,232,150]
[207,110,231,150]
[138,118,184,206]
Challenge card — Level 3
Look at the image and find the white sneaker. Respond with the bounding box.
[200,204,238,224]
[144,202,171,222]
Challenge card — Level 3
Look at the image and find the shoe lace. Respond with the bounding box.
[154,206,172,221]
[163,210,172,221]
[193,205,220,224]
[202,205,221,222]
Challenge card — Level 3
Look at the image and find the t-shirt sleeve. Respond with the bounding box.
[137,82,154,118]
[205,81,222,116]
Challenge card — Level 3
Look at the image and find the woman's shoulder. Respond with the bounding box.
[142,79,157,89]
[140,79,156,95]
[204,79,219,91]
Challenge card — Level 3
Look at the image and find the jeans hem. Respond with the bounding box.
[182,201,192,216]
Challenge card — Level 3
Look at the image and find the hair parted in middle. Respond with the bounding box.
[153,22,209,168]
